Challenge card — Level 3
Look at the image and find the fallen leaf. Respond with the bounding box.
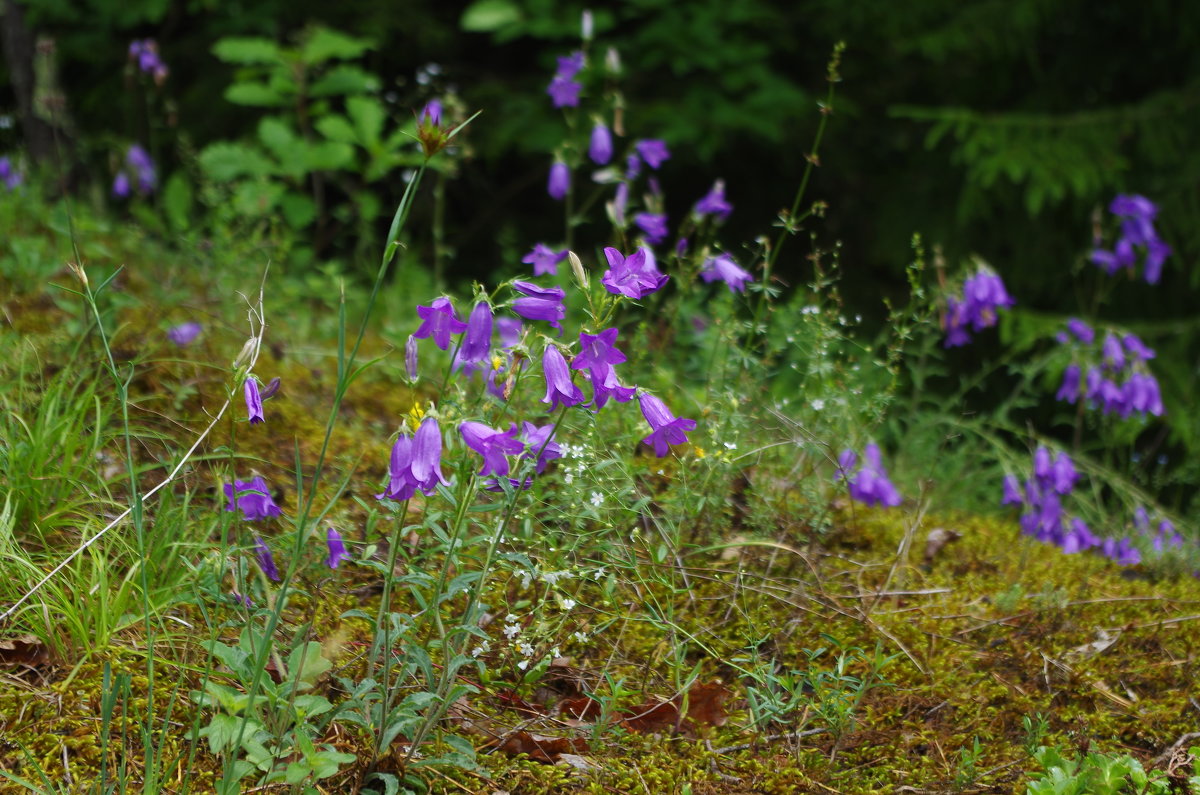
[622,698,680,733]
[559,695,602,721]
[492,731,587,763]
[923,527,963,565]
[0,634,50,668]
[686,681,731,728]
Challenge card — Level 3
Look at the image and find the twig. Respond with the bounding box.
[1151,731,1200,768]
[709,727,827,755]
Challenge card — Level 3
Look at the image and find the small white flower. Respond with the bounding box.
[472,640,490,658]
[520,571,533,589]
[589,491,604,507]
[572,631,588,643]
[561,598,577,611]
[723,441,737,450]
[592,566,607,580]
[802,305,819,315]
[811,398,826,411]
[517,660,529,670]
[517,641,535,656]
[564,472,574,484]
[503,623,521,639]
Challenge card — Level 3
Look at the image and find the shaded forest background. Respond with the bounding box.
[3,0,1199,502]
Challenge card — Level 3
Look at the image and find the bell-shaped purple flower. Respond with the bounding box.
[638,393,697,457]
[168,321,202,346]
[572,328,627,374]
[548,161,571,200]
[520,421,562,473]
[589,122,613,165]
[460,421,525,477]
[459,302,494,366]
[523,243,568,277]
[254,536,281,581]
[542,346,585,410]
[377,418,448,501]
[838,443,902,508]
[634,212,669,245]
[112,172,131,199]
[700,253,755,293]
[1056,364,1081,403]
[412,297,468,351]
[634,139,670,169]
[547,77,582,108]
[601,246,669,299]
[225,476,283,521]
[326,527,350,569]
[694,180,732,221]
[1001,475,1023,507]
[512,281,566,331]
[244,377,265,425]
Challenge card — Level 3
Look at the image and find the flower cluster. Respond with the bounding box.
[547,50,583,108]
[377,417,448,501]
[0,156,23,191]
[113,144,157,198]
[1089,194,1171,284]
[1001,447,1096,553]
[1054,319,1163,418]
[836,443,902,508]
[601,246,668,299]
[129,39,168,83]
[225,476,282,521]
[943,265,1015,347]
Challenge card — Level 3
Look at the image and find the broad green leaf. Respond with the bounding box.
[224,82,288,107]
[301,27,373,65]
[212,37,283,65]
[233,180,285,218]
[280,193,317,229]
[461,0,522,32]
[309,64,380,97]
[257,118,299,163]
[315,115,359,145]
[163,172,193,232]
[346,95,386,148]
[302,141,355,172]
[199,141,272,182]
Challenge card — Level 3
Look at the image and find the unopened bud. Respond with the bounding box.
[260,376,281,400]
[581,9,594,41]
[568,251,589,290]
[67,261,88,288]
[233,338,256,369]
[405,335,419,381]
[605,46,621,76]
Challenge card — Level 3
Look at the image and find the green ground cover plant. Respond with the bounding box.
[2,13,1199,795]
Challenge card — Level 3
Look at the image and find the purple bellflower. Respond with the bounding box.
[694,179,732,221]
[548,161,570,200]
[634,212,669,245]
[1090,194,1170,284]
[942,266,1015,347]
[126,145,157,194]
[512,281,566,331]
[460,421,525,477]
[542,346,585,410]
[634,139,670,169]
[244,377,265,425]
[326,527,350,569]
[572,328,636,409]
[377,417,448,501]
[700,253,755,293]
[459,302,494,366]
[254,536,281,581]
[589,122,613,165]
[601,246,669,299]
[412,296,468,350]
[638,393,697,457]
[112,172,131,199]
[167,321,202,346]
[225,476,282,521]
[547,77,582,108]
[519,421,562,473]
[837,443,903,508]
[0,157,23,190]
[523,243,569,277]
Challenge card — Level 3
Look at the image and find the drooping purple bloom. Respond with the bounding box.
[1144,239,1170,284]
[556,51,585,78]
[839,443,903,508]
[548,161,570,201]
[112,172,131,199]
[1066,318,1094,344]
[547,76,582,108]
[694,179,732,221]
[634,139,670,169]
[942,298,971,348]
[519,422,562,473]
[942,266,1015,346]
[167,321,202,346]
[1091,194,1170,284]
[1102,332,1125,372]
[0,157,22,190]
[587,363,636,409]
[126,145,157,194]
[589,122,613,165]
[523,244,568,277]
[625,153,642,179]
[1001,475,1023,507]
[638,393,697,457]
[254,536,281,581]
[541,346,585,410]
[1056,364,1081,403]
[412,296,468,351]
[600,246,669,299]
[1122,333,1155,362]
[129,39,168,81]
[244,377,265,425]
[377,417,448,501]
[326,527,350,569]
[610,182,629,226]
[459,302,494,366]
[512,281,566,331]
[1101,537,1142,566]
[634,212,669,245]
[460,421,524,477]
[700,253,755,293]
[225,476,283,521]
[572,328,635,409]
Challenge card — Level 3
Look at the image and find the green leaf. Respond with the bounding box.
[199,142,274,181]
[309,65,380,97]
[257,118,300,165]
[346,95,386,148]
[286,641,333,691]
[212,37,283,65]
[224,82,288,107]
[315,115,359,145]
[300,27,373,65]
[302,141,355,172]
[197,713,240,754]
[280,193,317,229]
[233,180,285,218]
[163,172,193,232]
[461,0,522,32]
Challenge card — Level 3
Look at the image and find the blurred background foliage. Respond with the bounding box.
[1,0,1198,504]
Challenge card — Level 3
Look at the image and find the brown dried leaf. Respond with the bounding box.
[622,698,681,733]
[493,731,587,763]
[686,681,731,728]
[0,634,50,668]
[559,695,602,721]
[923,527,963,565]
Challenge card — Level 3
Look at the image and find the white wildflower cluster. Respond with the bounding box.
[559,440,590,485]
[472,639,490,658]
